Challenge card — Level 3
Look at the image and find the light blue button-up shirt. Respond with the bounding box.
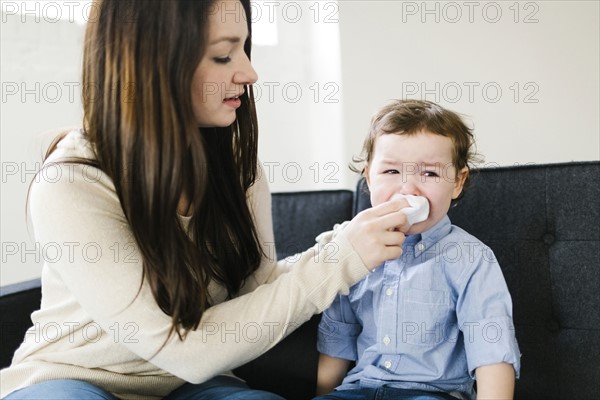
[318,216,521,399]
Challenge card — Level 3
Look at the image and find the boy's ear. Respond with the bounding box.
[363,165,371,186]
[452,167,469,199]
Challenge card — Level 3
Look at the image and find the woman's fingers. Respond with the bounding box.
[363,198,412,232]
[342,199,411,270]
[368,197,409,216]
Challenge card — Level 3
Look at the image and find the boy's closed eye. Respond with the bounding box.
[422,171,440,177]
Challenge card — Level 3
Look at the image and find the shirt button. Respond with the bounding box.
[384,360,392,369]
[416,243,425,252]
[383,335,391,345]
[385,288,393,296]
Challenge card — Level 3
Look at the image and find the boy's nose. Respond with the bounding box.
[397,177,420,196]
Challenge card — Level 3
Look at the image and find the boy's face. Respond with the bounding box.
[365,130,468,235]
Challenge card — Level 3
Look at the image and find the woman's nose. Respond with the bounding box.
[235,55,258,85]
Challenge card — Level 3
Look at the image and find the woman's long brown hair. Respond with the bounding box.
[50,0,262,338]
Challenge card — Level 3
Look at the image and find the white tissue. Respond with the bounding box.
[392,194,430,226]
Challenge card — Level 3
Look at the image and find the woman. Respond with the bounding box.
[0,1,408,399]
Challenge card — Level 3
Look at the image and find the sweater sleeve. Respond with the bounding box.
[238,161,290,293]
[28,162,369,384]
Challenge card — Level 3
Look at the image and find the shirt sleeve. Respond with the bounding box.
[317,294,362,361]
[29,161,370,384]
[455,245,521,379]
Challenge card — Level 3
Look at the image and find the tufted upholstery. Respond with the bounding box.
[1,162,599,399]
[444,162,600,399]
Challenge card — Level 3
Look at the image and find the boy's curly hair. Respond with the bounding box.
[351,99,482,195]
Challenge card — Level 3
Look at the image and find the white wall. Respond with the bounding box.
[255,0,599,190]
[1,1,599,285]
[253,1,345,193]
[334,0,600,187]
[1,10,85,286]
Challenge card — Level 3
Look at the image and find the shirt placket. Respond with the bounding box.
[377,257,405,371]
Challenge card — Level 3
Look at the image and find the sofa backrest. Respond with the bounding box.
[461,162,599,399]
[272,190,355,260]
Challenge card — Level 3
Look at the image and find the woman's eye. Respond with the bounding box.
[213,56,231,64]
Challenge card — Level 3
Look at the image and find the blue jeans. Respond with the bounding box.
[4,376,285,400]
[313,387,457,400]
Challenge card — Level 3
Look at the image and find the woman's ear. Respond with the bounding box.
[452,167,469,199]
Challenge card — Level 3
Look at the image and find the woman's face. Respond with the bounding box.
[191,0,258,127]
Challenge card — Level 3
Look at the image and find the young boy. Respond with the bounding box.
[315,100,520,400]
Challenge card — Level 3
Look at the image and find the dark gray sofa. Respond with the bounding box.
[1,161,599,399]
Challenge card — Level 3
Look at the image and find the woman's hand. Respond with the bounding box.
[342,198,410,271]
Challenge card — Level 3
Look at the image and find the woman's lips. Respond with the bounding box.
[223,96,241,108]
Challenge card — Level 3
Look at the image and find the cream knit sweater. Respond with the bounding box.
[0,130,368,399]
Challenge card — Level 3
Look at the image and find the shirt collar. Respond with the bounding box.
[403,215,452,258]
